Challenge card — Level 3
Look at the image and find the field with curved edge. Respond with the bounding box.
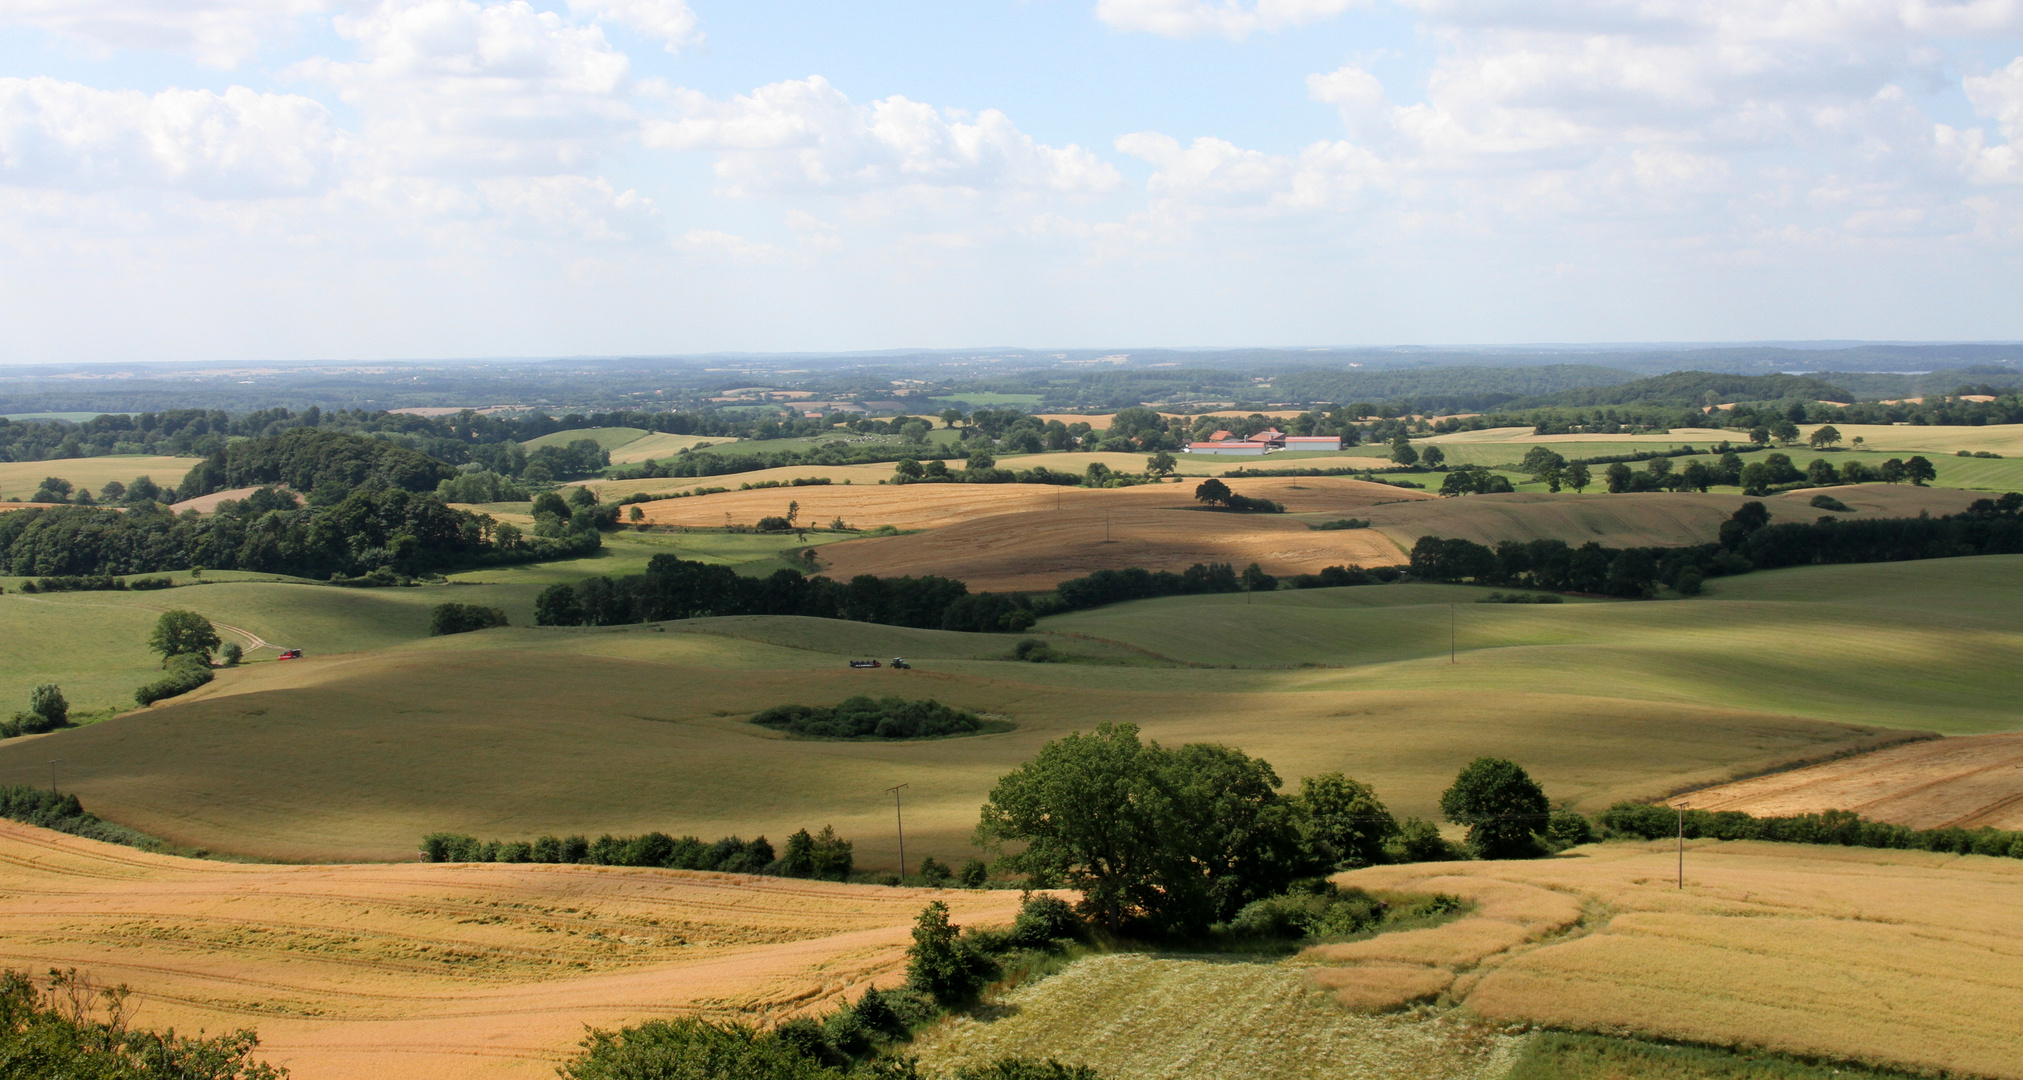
[0,821,1024,1080]
[0,453,196,501]
[14,557,2022,864]
[1676,733,2023,829]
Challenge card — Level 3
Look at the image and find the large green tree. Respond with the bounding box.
[974,723,1311,935]
[1439,757,1550,859]
[147,610,220,665]
[1292,773,1398,870]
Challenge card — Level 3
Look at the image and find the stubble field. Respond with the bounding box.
[1678,733,2023,829]
[0,821,1023,1080]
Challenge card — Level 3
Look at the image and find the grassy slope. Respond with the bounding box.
[0,454,197,501]
[10,557,2010,864]
[519,426,647,451]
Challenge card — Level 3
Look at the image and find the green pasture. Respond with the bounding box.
[9,556,2014,866]
[520,426,648,451]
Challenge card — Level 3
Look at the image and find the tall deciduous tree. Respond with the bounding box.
[1439,757,1550,859]
[147,610,220,665]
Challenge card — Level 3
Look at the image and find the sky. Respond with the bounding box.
[1,0,2020,363]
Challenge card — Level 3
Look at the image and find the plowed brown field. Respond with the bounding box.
[1677,734,2023,829]
[794,477,1425,590]
[0,821,1023,1079]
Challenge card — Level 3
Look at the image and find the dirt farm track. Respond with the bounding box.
[0,822,1023,1079]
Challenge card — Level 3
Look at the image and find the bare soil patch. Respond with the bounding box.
[0,821,1022,1080]
[1678,734,2023,829]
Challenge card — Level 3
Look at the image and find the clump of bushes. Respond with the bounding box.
[0,968,286,1079]
[3,684,68,738]
[420,823,856,879]
[1311,518,1370,530]
[135,654,214,705]
[751,696,987,740]
[429,602,509,636]
[1227,882,1468,943]
[1011,639,1060,663]
[1600,804,2023,860]
[1476,592,1564,604]
[1809,493,1853,512]
[0,785,161,849]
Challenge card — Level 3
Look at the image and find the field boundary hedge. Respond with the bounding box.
[1600,802,2023,859]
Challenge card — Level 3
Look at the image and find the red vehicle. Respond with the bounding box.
[277,649,303,660]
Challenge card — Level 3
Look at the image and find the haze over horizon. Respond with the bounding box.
[3,0,2021,364]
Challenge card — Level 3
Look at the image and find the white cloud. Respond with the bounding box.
[0,76,343,196]
[646,76,1122,196]
[1094,0,1366,40]
[297,0,636,177]
[565,0,698,53]
[0,0,327,68]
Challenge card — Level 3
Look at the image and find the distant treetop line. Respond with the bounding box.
[1,343,2020,417]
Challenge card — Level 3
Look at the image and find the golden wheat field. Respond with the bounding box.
[0,454,196,501]
[1298,842,2023,1079]
[1679,734,2023,829]
[0,821,1024,1079]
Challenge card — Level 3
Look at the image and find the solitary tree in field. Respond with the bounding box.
[1439,757,1550,859]
[1808,425,1842,450]
[940,408,965,430]
[1194,478,1232,506]
[1565,462,1591,492]
[1146,452,1177,477]
[28,684,67,728]
[1420,445,1446,469]
[147,610,220,666]
[1904,455,1937,485]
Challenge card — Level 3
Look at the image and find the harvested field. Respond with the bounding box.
[1310,842,2023,1079]
[1679,734,2023,829]
[520,426,648,452]
[797,477,1426,589]
[914,953,1523,1080]
[1355,484,1981,551]
[0,454,195,502]
[1796,422,2023,457]
[0,821,1023,1080]
[607,430,737,463]
[173,485,301,514]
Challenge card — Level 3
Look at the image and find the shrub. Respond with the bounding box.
[1006,894,1085,950]
[750,697,984,740]
[135,653,214,706]
[1544,810,1595,851]
[27,684,67,728]
[906,901,996,1005]
[1388,817,1465,863]
[957,857,989,888]
[919,856,952,886]
[1011,639,1059,663]
[1228,886,1383,940]
[0,785,161,849]
[778,825,854,880]
[1809,493,1852,512]
[429,602,510,636]
[955,1062,1107,1080]
[557,1016,837,1080]
[221,642,244,666]
[0,968,286,1080]
[1311,518,1370,530]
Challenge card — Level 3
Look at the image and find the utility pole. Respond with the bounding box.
[47,759,61,795]
[1677,801,1687,889]
[1449,603,1456,664]
[887,783,909,881]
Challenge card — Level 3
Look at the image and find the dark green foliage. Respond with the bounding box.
[1599,803,2023,859]
[428,603,509,636]
[219,643,243,666]
[1544,810,1596,851]
[905,902,996,1005]
[1438,465,1515,496]
[918,857,951,886]
[1291,773,1398,870]
[1048,562,1242,612]
[420,829,791,872]
[1387,818,1465,863]
[1006,895,1085,950]
[1311,518,1369,530]
[0,967,287,1079]
[1440,758,1551,859]
[751,697,984,741]
[1285,564,1399,589]
[1010,639,1059,663]
[952,1061,1105,1080]
[1476,592,1563,604]
[134,654,214,706]
[975,723,1316,936]
[1228,884,1385,939]
[957,858,990,888]
[27,684,67,728]
[533,554,976,629]
[557,1016,842,1080]
[0,786,161,849]
[147,610,219,663]
[1193,478,1284,512]
[778,826,854,880]
[180,429,453,501]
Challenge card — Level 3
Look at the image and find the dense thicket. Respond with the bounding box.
[134,654,214,706]
[176,429,454,501]
[420,826,855,880]
[0,968,286,1079]
[1601,803,2023,859]
[0,486,597,578]
[1514,371,1853,408]
[0,787,161,849]
[534,555,978,630]
[751,697,984,740]
[1410,494,2023,597]
[429,603,509,636]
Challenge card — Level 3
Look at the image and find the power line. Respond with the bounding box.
[886,783,909,881]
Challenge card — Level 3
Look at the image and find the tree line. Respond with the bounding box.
[1411,494,2023,597]
[420,825,856,880]
[1600,803,2023,860]
[751,697,987,740]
